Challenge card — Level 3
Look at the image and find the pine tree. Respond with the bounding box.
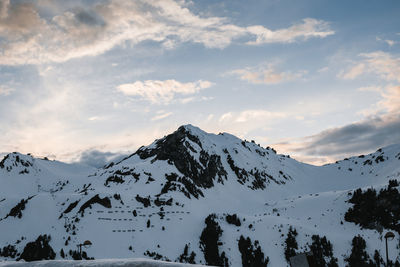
[345,235,374,267]
[60,248,65,258]
[284,226,298,262]
[238,236,269,267]
[177,244,196,264]
[373,250,384,266]
[309,235,338,267]
[19,234,56,262]
[199,214,229,266]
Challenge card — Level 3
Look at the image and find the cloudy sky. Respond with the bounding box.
[0,0,399,166]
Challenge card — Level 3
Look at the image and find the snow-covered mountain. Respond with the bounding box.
[1,125,400,266]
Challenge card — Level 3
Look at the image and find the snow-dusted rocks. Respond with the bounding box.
[0,153,35,175]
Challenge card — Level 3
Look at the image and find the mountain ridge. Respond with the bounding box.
[1,125,400,266]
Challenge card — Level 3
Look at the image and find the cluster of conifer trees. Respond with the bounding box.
[345,180,400,233]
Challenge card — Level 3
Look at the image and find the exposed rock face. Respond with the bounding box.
[78,194,111,215]
[136,126,227,188]
[5,196,34,219]
[0,152,34,174]
[62,200,80,214]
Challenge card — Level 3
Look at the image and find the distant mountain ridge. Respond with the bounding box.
[1,125,400,266]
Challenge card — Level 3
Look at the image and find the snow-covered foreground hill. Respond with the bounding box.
[1,125,400,266]
[0,258,203,267]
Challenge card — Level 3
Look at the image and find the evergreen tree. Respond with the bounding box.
[60,248,65,258]
[345,180,400,234]
[0,245,17,258]
[345,235,374,267]
[226,214,241,226]
[199,214,229,266]
[19,234,56,262]
[373,250,384,266]
[309,235,338,267]
[177,244,196,264]
[284,226,298,262]
[238,235,269,267]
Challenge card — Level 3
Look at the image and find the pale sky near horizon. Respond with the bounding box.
[0,0,399,166]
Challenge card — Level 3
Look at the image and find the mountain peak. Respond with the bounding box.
[178,124,201,132]
[133,124,226,191]
[98,125,294,200]
[0,152,35,174]
[176,124,208,141]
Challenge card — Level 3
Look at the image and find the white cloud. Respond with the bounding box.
[205,114,214,122]
[246,18,334,45]
[357,86,382,92]
[235,109,287,122]
[317,66,329,73]
[194,109,292,148]
[0,85,14,96]
[151,111,173,121]
[0,0,334,65]
[179,95,214,104]
[230,64,304,85]
[378,85,400,114]
[338,63,365,79]
[376,36,397,47]
[218,109,287,133]
[347,53,400,115]
[385,39,395,46]
[338,51,400,82]
[179,97,195,104]
[117,79,213,104]
[219,112,233,122]
[88,116,99,121]
[361,51,400,82]
[88,116,108,121]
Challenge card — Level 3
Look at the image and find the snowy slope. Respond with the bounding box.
[0,258,204,266]
[1,125,400,266]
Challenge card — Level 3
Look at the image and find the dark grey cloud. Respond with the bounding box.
[293,114,400,157]
[78,149,127,168]
[75,8,105,26]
